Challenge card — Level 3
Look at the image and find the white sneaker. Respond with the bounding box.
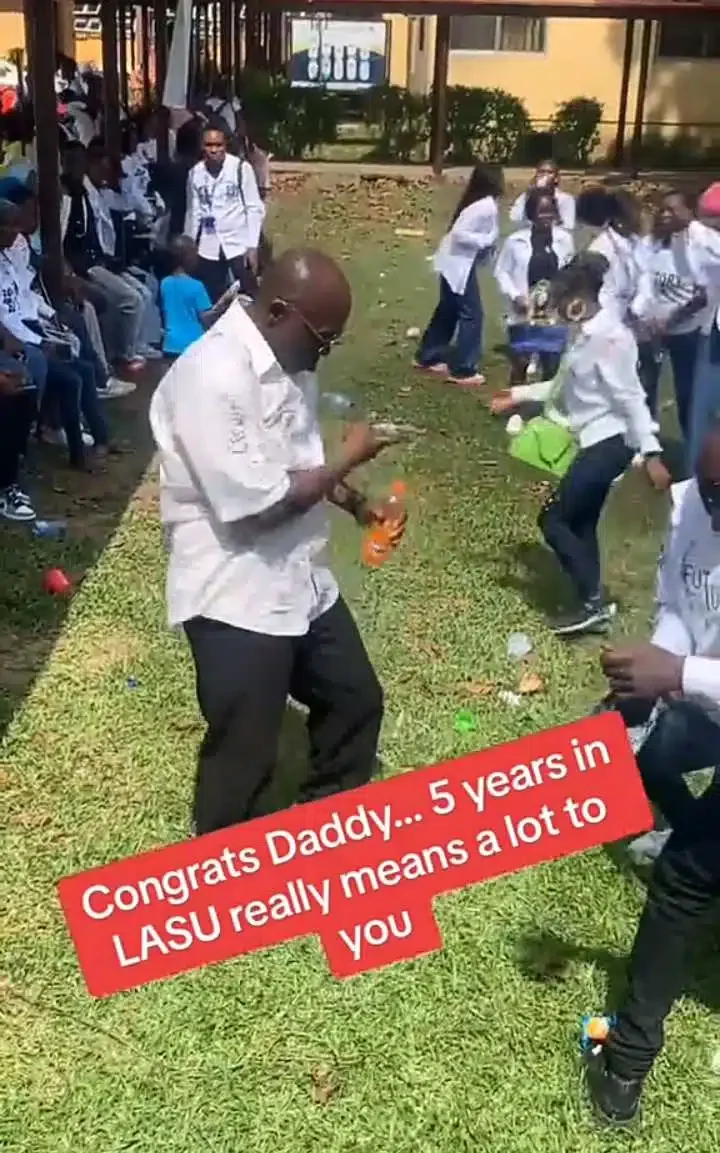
[0,484,36,521]
[99,377,137,399]
[138,346,163,361]
[43,428,94,448]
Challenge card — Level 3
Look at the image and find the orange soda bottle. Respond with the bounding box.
[361,481,407,568]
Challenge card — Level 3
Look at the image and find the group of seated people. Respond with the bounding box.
[0,66,270,526]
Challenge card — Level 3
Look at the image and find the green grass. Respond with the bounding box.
[1,177,719,1152]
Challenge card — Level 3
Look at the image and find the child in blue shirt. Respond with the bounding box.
[160,237,239,358]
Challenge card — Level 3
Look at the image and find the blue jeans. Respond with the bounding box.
[43,356,109,465]
[538,434,633,604]
[635,699,720,827]
[417,268,484,378]
[687,331,720,472]
[641,329,702,443]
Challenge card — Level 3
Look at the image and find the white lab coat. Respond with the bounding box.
[510,306,661,455]
[432,195,499,296]
[494,225,574,323]
[184,154,265,262]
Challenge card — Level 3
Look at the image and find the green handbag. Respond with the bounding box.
[508,357,578,479]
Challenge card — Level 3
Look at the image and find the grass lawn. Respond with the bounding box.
[2,175,719,1153]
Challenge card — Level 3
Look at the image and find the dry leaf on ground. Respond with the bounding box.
[310,1063,339,1105]
[518,672,545,695]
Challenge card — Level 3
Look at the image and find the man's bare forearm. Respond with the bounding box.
[247,455,362,531]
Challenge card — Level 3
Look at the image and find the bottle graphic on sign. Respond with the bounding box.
[346,47,358,82]
[333,45,345,82]
[321,42,332,81]
[359,48,371,83]
[307,30,319,82]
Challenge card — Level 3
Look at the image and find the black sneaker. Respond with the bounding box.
[550,599,616,637]
[584,1045,642,1128]
[0,484,36,522]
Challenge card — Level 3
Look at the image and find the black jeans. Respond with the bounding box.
[639,329,701,442]
[538,434,633,603]
[606,785,720,1081]
[184,597,384,835]
[197,252,257,305]
[635,699,720,827]
[0,388,37,488]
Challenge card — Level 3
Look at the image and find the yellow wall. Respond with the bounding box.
[392,15,720,151]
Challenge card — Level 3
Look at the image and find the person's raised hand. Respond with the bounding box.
[341,422,399,468]
[489,389,515,415]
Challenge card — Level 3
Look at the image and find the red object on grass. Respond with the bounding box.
[699,183,720,218]
[43,568,73,596]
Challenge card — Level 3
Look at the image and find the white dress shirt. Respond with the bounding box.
[494,225,574,322]
[510,188,576,231]
[632,221,720,336]
[589,228,644,320]
[432,195,499,296]
[510,307,661,455]
[184,155,265,262]
[149,302,338,636]
[652,478,720,714]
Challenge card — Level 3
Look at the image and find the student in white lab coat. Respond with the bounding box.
[490,253,670,636]
[631,190,720,443]
[414,164,503,388]
[494,188,574,380]
[509,159,576,231]
[149,248,404,835]
[579,186,662,414]
[184,119,265,304]
[587,423,720,1127]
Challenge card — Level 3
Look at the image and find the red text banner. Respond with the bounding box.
[58,712,651,997]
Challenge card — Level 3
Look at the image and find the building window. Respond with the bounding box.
[450,15,546,54]
[657,19,720,60]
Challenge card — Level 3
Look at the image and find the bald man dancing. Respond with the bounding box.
[150,248,405,835]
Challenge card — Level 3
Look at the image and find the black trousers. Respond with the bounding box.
[635,699,720,827]
[538,434,633,604]
[0,388,37,489]
[606,785,720,1080]
[184,597,384,834]
[197,252,258,305]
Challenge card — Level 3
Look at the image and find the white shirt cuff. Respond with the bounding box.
[682,656,720,706]
[651,614,692,656]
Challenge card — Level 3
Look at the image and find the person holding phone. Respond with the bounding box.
[150,247,406,837]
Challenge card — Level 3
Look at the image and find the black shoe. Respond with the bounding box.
[550,599,616,637]
[584,1046,642,1128]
